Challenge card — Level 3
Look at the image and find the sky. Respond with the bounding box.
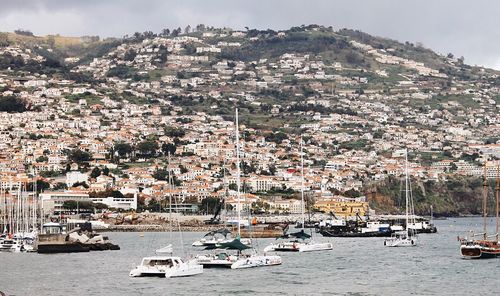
[1,0,500,69]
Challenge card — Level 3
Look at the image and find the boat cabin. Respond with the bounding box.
[42,222,65,234]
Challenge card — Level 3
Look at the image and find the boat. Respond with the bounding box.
[384,149,417,247]
[37,222,90,253]
[129,256,203,278]
[195,109,282,269]
[1,178,39,252]
[264,138,332,253]
[317,211,396,238]
[195,250,239,268]
[0,235,24,252]
[130,153,203,277]
[192,228,251,247]
[459,168,500,259]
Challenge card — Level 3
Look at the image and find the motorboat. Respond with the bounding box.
[264,230,332,252]
[129,256,203,278]
[384,231,417,247]
[0,237,23,252]
[231,254,282,269]
[195,250,239,268]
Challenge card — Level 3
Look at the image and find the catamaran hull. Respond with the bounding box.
[299,242,333,252]
[130,263,204,278]
[165,264,203,278]
[231,255,282,269]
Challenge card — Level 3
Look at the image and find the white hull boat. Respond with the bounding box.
[231,255,282,269]
[192,237,251,247]
[129,256,203,278]
[299,241,333,252]
[264,240,333,253]
[195,251,238,267]
[0,239,23,252]
[384,234,417,247]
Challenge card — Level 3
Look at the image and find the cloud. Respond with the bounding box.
[0,0,499,69]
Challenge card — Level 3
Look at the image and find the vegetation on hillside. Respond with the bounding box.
[367,175,494,216]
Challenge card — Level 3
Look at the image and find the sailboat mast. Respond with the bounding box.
[495,175,499,241]
[483,165,488,240]
[235,108,241,237]
[168,152,173,242]
[300,137,305,231]
[405,150,409,236]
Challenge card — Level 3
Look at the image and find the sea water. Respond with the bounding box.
[1,217,499,296]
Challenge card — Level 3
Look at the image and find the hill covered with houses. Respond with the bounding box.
[0,25,499,216]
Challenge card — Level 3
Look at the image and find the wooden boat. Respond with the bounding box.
[459,168,500,259]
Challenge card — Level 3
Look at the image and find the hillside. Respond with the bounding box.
[1,25,499,216]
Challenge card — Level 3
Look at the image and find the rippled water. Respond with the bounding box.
[1,218,500,296]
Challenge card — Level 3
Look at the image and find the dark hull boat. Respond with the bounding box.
[460,240,500,259]
[37,242,90,254]
[319,228,392,238]
[458,173,500,259]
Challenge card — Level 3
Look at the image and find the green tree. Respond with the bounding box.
[68,149,92,164]
[114,142,133,158]
[136,140,159,157]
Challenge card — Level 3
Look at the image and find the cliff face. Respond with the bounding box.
[367,176,491,216]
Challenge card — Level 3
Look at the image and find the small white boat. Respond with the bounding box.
[264,238,333,253]
[129,256,203,278]
[0,238,23,252]
[195,251,239,268]
[231,255,282,269]
[384,232,417,247]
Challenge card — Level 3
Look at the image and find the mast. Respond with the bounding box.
[300,137,305,231]
[405,149,409,237]
[235,108,241,237]
[483,165,488,240]
[168,152,173,242]
[496,171,499,241]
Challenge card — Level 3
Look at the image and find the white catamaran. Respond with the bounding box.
[384,149,417,247]
[264,138,333,253]
[130,154,203,278]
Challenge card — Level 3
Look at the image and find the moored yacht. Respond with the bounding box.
[129,256,203,278]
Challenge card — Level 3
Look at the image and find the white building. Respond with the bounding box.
[91,193,137,210]
[66,171,89,187]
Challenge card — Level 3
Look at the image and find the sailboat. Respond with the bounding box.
[195,108,281,269]
[130,154,203,278]
[0,176,38,253]
[264,138,333,253]
[384,149,417,247]
[459,166,500,259]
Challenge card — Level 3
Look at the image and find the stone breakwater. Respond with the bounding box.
[99,224,225,232]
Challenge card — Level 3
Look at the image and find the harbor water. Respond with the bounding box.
[1,217,499,296]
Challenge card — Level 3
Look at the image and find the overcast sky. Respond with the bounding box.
[1,0,499,69]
